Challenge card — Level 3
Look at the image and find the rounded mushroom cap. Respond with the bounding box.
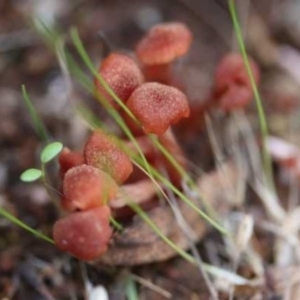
[84,130,133,184]
[126,82,190,135]
[53,206,112,261]
[62,164,118,212]
[215,52,260,94]
[94,53,144,108]
[218,84,252,111]
[136,22,192,65]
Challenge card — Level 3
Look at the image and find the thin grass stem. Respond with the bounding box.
[0,207,54,244]
[22,85,49,143]
[228,0,275,192]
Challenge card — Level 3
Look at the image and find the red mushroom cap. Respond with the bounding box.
[84,130,133,184]
[58,147,85,178]
[53,206,112,261]
[94,53,144,108]
[218,84,253,112]
[126,82,190,135]
[62,164,118,212]
[136,22,192,65]
[215,52,260,94]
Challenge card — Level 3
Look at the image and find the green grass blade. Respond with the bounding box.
[109,216,123,230]
[133,157,228,235]
[125,276,139,300]
[228,0,275,191]
[129,202,250,285]
[129,202,195,263]
[149,135,220,221]
[0,207,54,244]
[22,85,49,143]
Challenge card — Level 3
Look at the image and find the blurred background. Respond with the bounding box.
[1,0,300,299]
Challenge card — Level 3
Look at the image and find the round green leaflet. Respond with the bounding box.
[40,141,63,163]
[20,168,42,182]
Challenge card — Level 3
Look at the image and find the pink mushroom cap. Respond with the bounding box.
[53,206,112,261]
[136,22,192,65]
[126,82,190,135]
[94,53,144,108]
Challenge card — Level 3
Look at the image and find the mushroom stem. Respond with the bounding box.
[156,128,187,185]
[124,129,187,186]
[142,64,172,84]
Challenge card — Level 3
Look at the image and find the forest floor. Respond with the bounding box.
[1,0,300,299]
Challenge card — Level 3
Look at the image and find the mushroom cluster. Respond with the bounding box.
[53,130,133,261]
[53,22,194,261]
[53,22,262,261]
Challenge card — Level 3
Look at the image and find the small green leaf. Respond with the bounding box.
[40,141,63,163]
[20,169,42,182]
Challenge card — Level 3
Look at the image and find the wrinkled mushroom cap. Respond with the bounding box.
[84,130,133,184]
[94,53,144,108]
[62,164,118,212]
[53,206,112,261]
[136,22,192,65]
[126,82,190,135]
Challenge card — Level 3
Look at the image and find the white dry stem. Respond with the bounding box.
[130,273,172,299]
[205,114,238,206]
[259,220,300,267]
[244,245,264,277]
[277,207,300,266]
[231,111,265,183]
[55,37,89,146]
[229,112,286,222]
[266,136,300,211]
[270,265,300,300]
[228,214,256,300]
[223,212,263,276]
[287,174,300,213]
[252,181,286,223]
[163,170,219,300]
[205,113,226,167]
[235,214,254,253]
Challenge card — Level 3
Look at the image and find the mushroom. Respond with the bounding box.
[58,147,85,178]
[135,22,192,84]
[84,130,133,184]
[62,164,118,212]
[213,52,260,111]
[125,129,187,186]
[53,206,112,261]
[94,53,144,108]
[126,82,190,135]
[156,128,187,185]
[217,84,253,111]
